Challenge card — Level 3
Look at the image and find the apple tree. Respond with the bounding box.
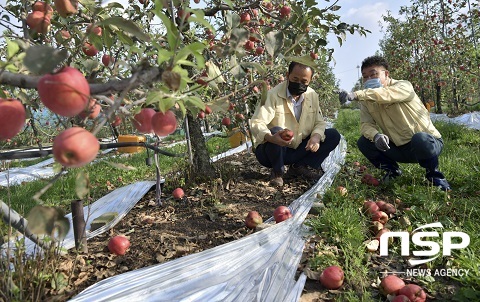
[380,0,480,114]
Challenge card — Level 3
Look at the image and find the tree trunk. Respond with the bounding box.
[186,111,218,182]
[436,84,443,114]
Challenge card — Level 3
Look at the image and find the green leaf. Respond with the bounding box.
[156,12,179,52]
[316,38,327,47]
[265,31,285,58]
[104,161,138,170]
[239,62,266,76]
[158,98,177,113]
[100,17,150,42]
[184,95,205,110]
[6,39,19,59]
[75,170,90,200]
[174,42,206,64]
[116,31,134,46]
[284,54,319,71]
[23,46,68,75]
[26,205,57,235]
[157,49,174,65]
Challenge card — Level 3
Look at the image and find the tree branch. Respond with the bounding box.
[0,65,165,95]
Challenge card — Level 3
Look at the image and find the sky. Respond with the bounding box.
[328,0,410,90]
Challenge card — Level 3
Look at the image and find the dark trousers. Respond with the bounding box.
[255,128,341,173]
[357,132,444,171]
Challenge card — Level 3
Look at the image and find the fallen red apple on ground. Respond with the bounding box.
[53,127,100,168]
[172,188,184,200]
[151,110,177,137]
[397,284,426,302]
[108,235,131,255]
[379,202,396,215]
[392,295,410,302]
[380,275,405,296]
[372,211,389,224]
[279,129,294,141]
[363,201,379,215]
[319,265,344,289]
[0,98,26,141]
[335,186,348,196]
[245,211,263,229]
[361,173,379,186]
[132,108,156,133]
[38,66,90,117]
[273,206,292,223]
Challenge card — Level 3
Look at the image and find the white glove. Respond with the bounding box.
[374,133,390,151]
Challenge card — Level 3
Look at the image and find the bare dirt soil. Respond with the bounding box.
[54,150,327,301]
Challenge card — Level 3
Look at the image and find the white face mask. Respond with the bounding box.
[363,78,383,89]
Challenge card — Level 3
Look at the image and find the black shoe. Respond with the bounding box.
[269,169,284,187]
[286,164,323,180]
[381,169,402,184]
[427,177,451,191]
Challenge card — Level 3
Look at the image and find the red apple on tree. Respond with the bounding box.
[310,51,319,60]
[53,127,100,168]
[204,105,212,114]
[151,110,177,137]
[54,0,78,17]
[111,115,122,127]
[245,211,263,229]
[26,11,51,34]
[221,117,231,126]
[273,206,292,223]
[0,98,26,141]
[255,46,264,56]
[38,66,90,117]
[102,54,112,67]
[86,23,102,36]
[319,265,344,289]
[197,111,206,119]
[245,40,255,51]
[279,6,291,18]
[32,1,53,15]
[78,99,100,119]
[132,108,156,133]
[240,12,251,23]
[83,42,99,57]
[108,235,131,255]
[172,188,184,200]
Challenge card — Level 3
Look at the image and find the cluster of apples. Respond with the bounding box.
[380,275,427,302]
[26,1,77,35]
[132,108,178,137]
[244,205,292,229]
[363,199,398,252]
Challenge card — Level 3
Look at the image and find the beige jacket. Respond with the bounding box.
[250,81,327,148]
[355,78,441,146]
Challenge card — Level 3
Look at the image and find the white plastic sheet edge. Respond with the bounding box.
[70,137,347,302]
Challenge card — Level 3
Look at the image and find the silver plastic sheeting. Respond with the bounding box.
[430,111,480,130]
[0,157,56,187]
[70,137,347,302]
[1,181,156,256]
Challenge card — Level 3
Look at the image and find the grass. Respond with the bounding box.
[307,109,480,300]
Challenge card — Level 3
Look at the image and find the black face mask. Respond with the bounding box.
[288,81,308,96]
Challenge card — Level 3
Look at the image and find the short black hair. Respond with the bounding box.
[361,55,389,72]
[288,61,315,77]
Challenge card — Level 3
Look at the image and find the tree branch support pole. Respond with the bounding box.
[184,117,194,165]
[0,200,50,250]
[71,200,88,253]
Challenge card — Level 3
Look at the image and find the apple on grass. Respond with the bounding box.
[335,186,348,196]
[363,201,379,215]
[0,98,26,141]
[379,275,405,296]
[53,127,100,168]
[172,188,184,200]
[245,211,263,229]
[151,110,177,137]
[273,206,292,223]
[38,66,90,117]
[108,235,130,255]
[392,295,410,302]
[361,173,379,186]
[319,265,344,289]
[372,211,389,224]
[397,284,426,302]
[132,108,156,134]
